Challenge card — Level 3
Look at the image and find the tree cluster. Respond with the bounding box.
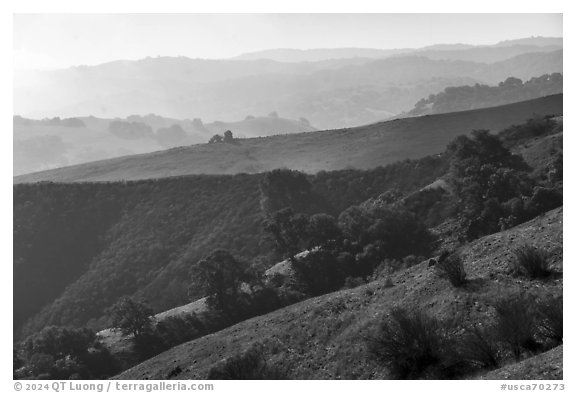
[15,326,118,380]
[447,126,562,239]
[208,130,234,144]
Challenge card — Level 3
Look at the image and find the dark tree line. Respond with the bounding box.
[409,73,563,116]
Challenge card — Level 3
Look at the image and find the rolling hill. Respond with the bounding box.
[15,94,563,184]
[13,113,315,176]
[14,156,448,339]
[114,207,563,379]
[406,73,562,116]
[14,111,563,380]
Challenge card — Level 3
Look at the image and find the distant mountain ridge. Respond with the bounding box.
[14,49,562,129]
[232,37,561,62]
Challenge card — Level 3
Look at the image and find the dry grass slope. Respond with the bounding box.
[115,207,562,380]
[15,95,562,183]
[480,346,562,380]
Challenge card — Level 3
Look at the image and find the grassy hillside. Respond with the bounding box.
[14,116,562,379]
[14,114,315,176]
[480,346,562,380]
[203,116,316,138]
[14,94,563,183]
[115,207,562,379]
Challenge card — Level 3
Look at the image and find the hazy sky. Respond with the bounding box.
[14,14,562,70]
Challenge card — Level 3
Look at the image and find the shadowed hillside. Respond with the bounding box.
[14,158,447,340]
[14,94,563,184]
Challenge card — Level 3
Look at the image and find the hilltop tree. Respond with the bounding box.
[223,130,234,143]
[208,134,223,144]
[109,297,154,338]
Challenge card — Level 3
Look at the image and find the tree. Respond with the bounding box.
[191,250,248,313]
[307,213,342,249]
[109,297,154,338]
[259,169,311,213]
[223,130,234,143]
[338,204,434,260]
[208,134,223,144]
[264,208,309,262]
[446,129,533,238]
[338,205,371,245]
[268,111,279,118]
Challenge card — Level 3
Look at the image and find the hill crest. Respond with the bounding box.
[14,94,563,184]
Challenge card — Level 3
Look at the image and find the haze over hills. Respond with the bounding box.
[13,12,564,381]
[14,37,562,130]
[232,37,561,62]
[13,113,316,176]
[14,94,563,183]
[232,48,414,62]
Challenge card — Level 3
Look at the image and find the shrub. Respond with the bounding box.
[493,294,539,360]
[154,314,205,348]
[525,187,562,217]
[367,308,450,379]
[457,324,503,370]
[207,344,286,380]
[291,250,345,296]
[512,245,552,279]
[435,253,466,287]
[536,295,563,345]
